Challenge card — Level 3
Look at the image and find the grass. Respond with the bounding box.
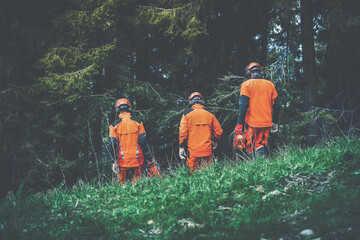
[1,137,360,239]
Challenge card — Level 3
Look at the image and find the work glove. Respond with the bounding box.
[270,123,279,133]
[212,141,218,150]
[234,124,243,135]
[112,163,119,174]
[179,147,187,160]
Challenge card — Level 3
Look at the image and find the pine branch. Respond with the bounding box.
[138,3,193,12]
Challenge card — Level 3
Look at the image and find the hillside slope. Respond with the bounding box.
[1,137,359,239]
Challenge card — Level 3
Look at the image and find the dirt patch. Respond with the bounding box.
[284,172,334,192]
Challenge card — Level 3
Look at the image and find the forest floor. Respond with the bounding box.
[1,137,360,239]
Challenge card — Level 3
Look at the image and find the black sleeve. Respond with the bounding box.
[237,95,250,125]
[138,133,153,164]
[272,96,280,123]
[179,140,187,148]
[108,137,118,162]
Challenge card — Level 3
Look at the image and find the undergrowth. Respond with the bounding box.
[1,137,359,239]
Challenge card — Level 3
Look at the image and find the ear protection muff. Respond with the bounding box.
[189,96,205,106]
[245,66,251,78]
[116,105,131,113]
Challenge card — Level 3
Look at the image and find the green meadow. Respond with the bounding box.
[1,137,359,239]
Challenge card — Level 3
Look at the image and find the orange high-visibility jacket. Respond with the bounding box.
[109,112,145,167]
[240,78,278,127]
[179,104,223,157]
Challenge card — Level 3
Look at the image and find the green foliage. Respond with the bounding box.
[1,138,359,239]
[138,2,206,41]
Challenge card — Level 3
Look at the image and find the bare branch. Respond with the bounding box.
[87,120,102,185]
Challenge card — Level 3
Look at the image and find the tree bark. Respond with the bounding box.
[62,106,78,161]
[260,1,270,66]
[301,0,317,107]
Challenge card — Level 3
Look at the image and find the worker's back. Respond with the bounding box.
[110,112,145,167]
[179,104,223,157]
[241,78,278,127]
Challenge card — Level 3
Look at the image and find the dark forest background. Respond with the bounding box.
[1,0,359,196]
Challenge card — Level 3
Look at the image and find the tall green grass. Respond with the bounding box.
[1,137,359,239]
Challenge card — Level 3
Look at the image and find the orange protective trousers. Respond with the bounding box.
[186,153,213,174]
[244,125,270,154]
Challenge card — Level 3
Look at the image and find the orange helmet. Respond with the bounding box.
[188,92,204,101]
[245,62,262,77]
[115,98,131,112]
[188,92,205,106]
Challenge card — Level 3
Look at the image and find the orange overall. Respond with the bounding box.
[109,112,146,184]
[179,104,223,173]
[240,77,278,154]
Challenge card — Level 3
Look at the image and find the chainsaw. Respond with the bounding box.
[229,131,246,150]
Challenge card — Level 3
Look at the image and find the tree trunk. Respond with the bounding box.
[301,0,320,146]
[62,106,78,161]
[260,1,269,66]
[301,0,317,107]
[83,125,89,164]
